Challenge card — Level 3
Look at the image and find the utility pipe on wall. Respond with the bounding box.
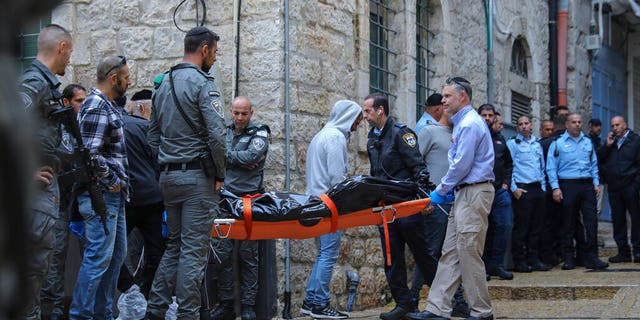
[557,0,569,107]
[484,0,495,105]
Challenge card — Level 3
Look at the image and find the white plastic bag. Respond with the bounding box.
[165,296,178,320]
[116,285,147,320]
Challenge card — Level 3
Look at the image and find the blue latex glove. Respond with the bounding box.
[429,190,446,205]
[69,221,85,240]
[444,190,455,203]
[161,211,169,238]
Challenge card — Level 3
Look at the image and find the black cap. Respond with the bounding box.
[131,89,152,101]
[426,93,443,107]
[588,118,602,126]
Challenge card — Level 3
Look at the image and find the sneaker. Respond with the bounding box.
[300,300,313,315]
[310,304,349,319]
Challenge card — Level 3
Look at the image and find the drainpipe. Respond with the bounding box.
[557,0,568,107]
[232,0,241,97]
[282,0,292,318]
[549,0,558,109]
[484,0,495,105]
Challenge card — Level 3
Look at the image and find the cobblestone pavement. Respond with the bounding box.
[288,222,640,319]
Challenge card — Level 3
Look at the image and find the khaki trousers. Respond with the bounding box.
[426,182,494,318]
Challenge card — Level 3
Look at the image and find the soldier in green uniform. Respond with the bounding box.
[210,96,269,320]
[146,26,227,320]
[18,24,73,320]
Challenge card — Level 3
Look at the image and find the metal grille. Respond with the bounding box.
[369,0,397,98]
[511,91,532,125]
[16,16,51,72]
[416,0,435,119]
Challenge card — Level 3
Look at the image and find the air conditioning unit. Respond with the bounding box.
[586,34,601,50]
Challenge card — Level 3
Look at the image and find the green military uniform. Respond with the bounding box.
[213,121,269,316]
[147,62,226,320]
[18,59,63,320]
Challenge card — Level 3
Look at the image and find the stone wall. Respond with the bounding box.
[51,0,576,315]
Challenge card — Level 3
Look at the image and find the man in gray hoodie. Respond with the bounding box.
[300,100,363,319]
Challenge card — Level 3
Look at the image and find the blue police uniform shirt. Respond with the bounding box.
[546,131,599,190]
[415,112,437,134]
[507,133,545,192]
[436,105,495,195]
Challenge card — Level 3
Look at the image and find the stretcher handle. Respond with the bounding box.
[212,219,236,238]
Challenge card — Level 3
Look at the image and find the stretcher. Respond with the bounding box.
[211,196,431,240]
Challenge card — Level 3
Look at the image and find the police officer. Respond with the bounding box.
[362,93,437,320]
[210,96,269,320]
[478,104,513,279]
[18,24,73,320]
[40,84,86,320]
[546,113,608,270]
[146,26,227,320]
[507,116,551,273]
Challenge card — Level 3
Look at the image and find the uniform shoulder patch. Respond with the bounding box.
[402,132,417,148]
[252,137,266,151]
[208,91,220,97]
[256,130,268,138]
[211,98,224,119]
[394,123,407,128]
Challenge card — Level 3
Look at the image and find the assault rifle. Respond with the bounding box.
[52,107,109,235]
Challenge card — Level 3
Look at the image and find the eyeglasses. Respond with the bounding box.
[104,55,127,78]
[445,77,471,97]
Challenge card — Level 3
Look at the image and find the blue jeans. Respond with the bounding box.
[70,191,127,320]
[304,230,342,307]
[483,188,513,267]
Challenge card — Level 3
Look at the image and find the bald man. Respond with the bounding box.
[18,23,73,320]
[598,116,640,263]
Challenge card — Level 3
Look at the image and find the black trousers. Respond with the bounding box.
[511,183,545,263]
[117,201,166,297]
[558,180,598,260]
[378,213,438,309]
[608,186,640,254]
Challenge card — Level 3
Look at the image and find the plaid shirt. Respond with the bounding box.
[77,88,129,194]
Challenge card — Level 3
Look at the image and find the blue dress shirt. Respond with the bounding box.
[436,105,495,195]
[546,131,599,189]
[507,133,545,192]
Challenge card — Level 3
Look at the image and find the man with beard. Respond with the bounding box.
[71,54,131,319]
[146,26,227,320]
[18,23,73,320]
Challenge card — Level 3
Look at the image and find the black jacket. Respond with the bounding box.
[367,117,429,184]
[491,131,512,189]
[597,130,640,191]
[124,114,162,206]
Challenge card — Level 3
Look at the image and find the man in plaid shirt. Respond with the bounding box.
[70,54,131,319]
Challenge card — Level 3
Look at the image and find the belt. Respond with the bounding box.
[558,178,592,184]
[455,180,492,191]
[163,161,201,171]
[516,182,542,189]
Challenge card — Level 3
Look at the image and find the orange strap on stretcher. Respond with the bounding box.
[319,194,339,233]
[379,202,392,266]
[242,194,262,240]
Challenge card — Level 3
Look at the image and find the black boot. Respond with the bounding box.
[609,247,632,263]
[210,301,235,320]
[241,304,256,320]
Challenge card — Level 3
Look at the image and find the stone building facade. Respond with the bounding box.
[46,0,603,315]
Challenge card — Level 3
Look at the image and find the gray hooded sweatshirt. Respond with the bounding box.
[306,100,362,196]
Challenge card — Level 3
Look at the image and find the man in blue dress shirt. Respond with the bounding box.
[546,113,608,270]
[411,77,495,320]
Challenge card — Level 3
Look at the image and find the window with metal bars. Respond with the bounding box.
[416,0,434,119]
[511,91,532,125]
[17,15,52,72]
[369,0,396,98]
[510,37,528,78]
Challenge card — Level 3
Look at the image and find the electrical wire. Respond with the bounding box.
[173,0,207,32]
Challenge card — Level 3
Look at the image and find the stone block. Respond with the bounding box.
[112,0,140,26]
[119,27,153,59]
[76,1,112,32]
[71,32,92,65]
[344,238,366,267]
[91,30,118,61]
[153,27,184,59]
[239,50,284,81]
[52,3,73,32]
[318,3,354,35]
[240,19,283,52]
